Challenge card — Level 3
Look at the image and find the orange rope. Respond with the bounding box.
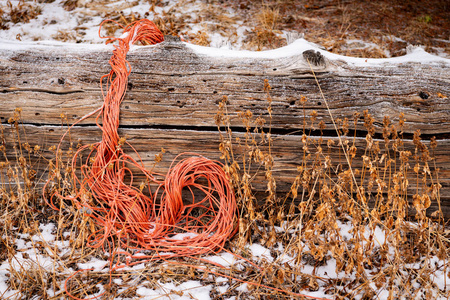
[45,19,237,259]
[44,19,330,300]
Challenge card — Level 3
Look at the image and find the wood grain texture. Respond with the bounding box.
[1,40,449,216]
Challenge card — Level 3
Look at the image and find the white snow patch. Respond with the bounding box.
[205,252,238,267]
[168,232,199,241]
[248,243,273,262]
[32,223,55,243]
[216,276,228,284]
[0,38,111,51]
[372,225,387,246]
[77,258,109,272]
[0,266,19,299]
[235,282,247,292]
[0,0,76,42]
[186,38,450,66]
[216,283,229,294]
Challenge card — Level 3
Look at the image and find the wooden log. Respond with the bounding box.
[1,39,449,217]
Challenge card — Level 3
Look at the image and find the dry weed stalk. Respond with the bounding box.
[245,4,285,51]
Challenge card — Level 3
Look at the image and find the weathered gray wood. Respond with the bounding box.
[1,40,449,217]
[1,42,449,133]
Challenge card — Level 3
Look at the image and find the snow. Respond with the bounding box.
[168,232,199,241]
[1,218,449,299]
[78,258,109,272]
[0,0,447,66]
[235,283,247,292]
[0,0,106,43]
[32,223,55,243]
[248,243,273,262]
[1,34,446,70]
[0,0,74,41]
[2,35,447,69]
[204,252,238,267]
[216,283,229,294]
[0,0,448,68]
[121,2,152,16]
[0,38,111,51]
[187,38,450,66]
[0,269,16,299]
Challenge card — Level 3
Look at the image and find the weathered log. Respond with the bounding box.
[1,39,449,217]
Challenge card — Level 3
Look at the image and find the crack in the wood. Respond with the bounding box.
[0,86,237,95]
[1,87,84,95]
[3,121,447,141]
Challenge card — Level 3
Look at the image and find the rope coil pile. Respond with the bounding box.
[45,19,237,264]
[44,19,331,300]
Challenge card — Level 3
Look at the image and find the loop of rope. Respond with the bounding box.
[45,18,237,263]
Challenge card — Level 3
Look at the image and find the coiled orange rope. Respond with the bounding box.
[45,19,237,263]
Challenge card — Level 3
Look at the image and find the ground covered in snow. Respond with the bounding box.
[1,217,448,299]
[0,0,449,57]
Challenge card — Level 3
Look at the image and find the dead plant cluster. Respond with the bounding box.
[214,80,449,299]
[0,79,449,299]
[0,0,42,30]
[0,110,103,299]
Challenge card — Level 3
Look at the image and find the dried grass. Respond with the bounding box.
[0,0,42,30]
[214,78,449,298]
[52,29,77,42]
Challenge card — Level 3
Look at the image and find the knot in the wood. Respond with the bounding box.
[419,91,429,100]
[302,49,325,67]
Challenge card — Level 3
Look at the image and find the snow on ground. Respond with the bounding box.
[0,0,103,43]
[1,219,448,299]
[0,0,252,49]
[185,38,450,66]
[1,0,448,62]
[136,280,213,299]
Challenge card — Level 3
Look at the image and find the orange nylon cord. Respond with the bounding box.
[44,19,330,300]
[45,19,237,258]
